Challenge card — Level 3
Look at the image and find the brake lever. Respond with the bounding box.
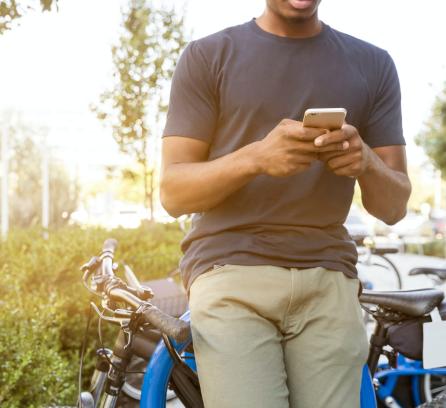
[90,302,131,326]
[121,322,134,350]
[80,256,101,273]
[120,308,147,350]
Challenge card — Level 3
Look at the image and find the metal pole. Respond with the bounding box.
[1,126,9,240]
[42,140,49,238]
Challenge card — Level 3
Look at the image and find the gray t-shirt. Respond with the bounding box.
[163,19,405,293]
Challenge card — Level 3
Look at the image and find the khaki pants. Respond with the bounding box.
[189,265,368,408]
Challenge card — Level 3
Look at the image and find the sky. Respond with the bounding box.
[0,0,446,182]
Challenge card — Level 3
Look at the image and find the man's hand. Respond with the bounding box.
[317,124,372,178]
[253,119,350,177]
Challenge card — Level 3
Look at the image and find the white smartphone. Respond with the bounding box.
[303,108,347,130]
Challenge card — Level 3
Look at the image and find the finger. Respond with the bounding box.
[279,118,301,126]
[316,140,350,153]
[314,129,351,147]
[326,153,357,170]
[298,140,349,153]
[332,163,360,178]
[284,123,327,141]
[319,150,347,161]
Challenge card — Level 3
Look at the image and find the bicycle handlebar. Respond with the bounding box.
[102,238,118,255]
[92,238,191,343]
[141,304,190,343]
[108,287,190,343]
[99,238,117,277]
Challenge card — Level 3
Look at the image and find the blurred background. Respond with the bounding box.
[1,0,446,406]
[0,0,446,236]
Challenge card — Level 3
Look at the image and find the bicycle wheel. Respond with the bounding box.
[117,350,184,407]
[421,373,446,403]
[357,253,402,291]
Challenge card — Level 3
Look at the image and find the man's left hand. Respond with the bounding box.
[315,124,372,178]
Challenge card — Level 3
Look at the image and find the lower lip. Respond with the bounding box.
[288,0,314,10]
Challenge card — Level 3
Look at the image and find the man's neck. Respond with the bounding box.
[255,10,322,39]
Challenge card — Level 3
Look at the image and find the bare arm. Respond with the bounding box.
[160,136,261,217]
[317,125,411,225]
[357,145,411,225]
[160,119,348,218]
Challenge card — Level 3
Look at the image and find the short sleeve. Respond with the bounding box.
[162,41,218,143]
[361,52,405,148]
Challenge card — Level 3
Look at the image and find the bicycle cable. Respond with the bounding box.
[97,311,146,375]
[78,299,94,403]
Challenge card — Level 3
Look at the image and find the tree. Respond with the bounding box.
[416,83,446,176]
[92,0,187,222]
[2,119,79,228]
[0,0,58,34]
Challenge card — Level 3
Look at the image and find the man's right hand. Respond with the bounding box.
[253,119,350,177]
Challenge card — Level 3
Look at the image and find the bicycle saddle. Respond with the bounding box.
[409,267,446,281]
[359,288,444,317]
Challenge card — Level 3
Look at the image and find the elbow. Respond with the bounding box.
[385,180,412,225]
[160,185,184,219]
[365,178,411,226]
[382,207,407,226]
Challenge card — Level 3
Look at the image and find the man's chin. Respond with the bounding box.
[288,0,315,11]
[284,0,318,19]
[282,10,316,22]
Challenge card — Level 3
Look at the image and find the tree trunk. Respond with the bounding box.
[143,160,150,221]
[149,167,154,223]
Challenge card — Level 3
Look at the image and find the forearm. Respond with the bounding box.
[358,147,411,225]
[160,142,261,217]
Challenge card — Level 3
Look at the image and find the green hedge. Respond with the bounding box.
[5,224,442,407]
[405,238,446,258]
[0,223,183,407]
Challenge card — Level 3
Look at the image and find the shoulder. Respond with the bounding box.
[327,25,392,64]
[182,21,249,70]
[193,21,248,53]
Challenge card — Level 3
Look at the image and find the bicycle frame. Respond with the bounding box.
[375,354,446,406]
[140,310,378,408]
[140,310,196,408]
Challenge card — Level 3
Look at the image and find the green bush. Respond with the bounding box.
[0,223,183,407]
[405,238,446,258]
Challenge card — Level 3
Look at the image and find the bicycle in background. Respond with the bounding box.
[357,236,403,291]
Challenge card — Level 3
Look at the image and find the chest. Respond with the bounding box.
[217,45,371,130]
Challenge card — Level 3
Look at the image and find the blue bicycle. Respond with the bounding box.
[78,239,446,408]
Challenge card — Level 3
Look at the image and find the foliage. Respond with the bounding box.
[92,0,187,220]
[0,223,184,406]
[416,83,446,176]
[0,0,57,34]
[405,238,446,258]
[2,119,78,228]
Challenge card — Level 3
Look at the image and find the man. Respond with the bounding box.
[160,0,411,406]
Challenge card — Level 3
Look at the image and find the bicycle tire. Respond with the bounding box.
[358,253,403,291]
[416,392,446,407]
[420,374,446,405]
[378,254,403,290]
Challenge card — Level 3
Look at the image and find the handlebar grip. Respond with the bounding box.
[102,238,118,255]
[142,304,190,343]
